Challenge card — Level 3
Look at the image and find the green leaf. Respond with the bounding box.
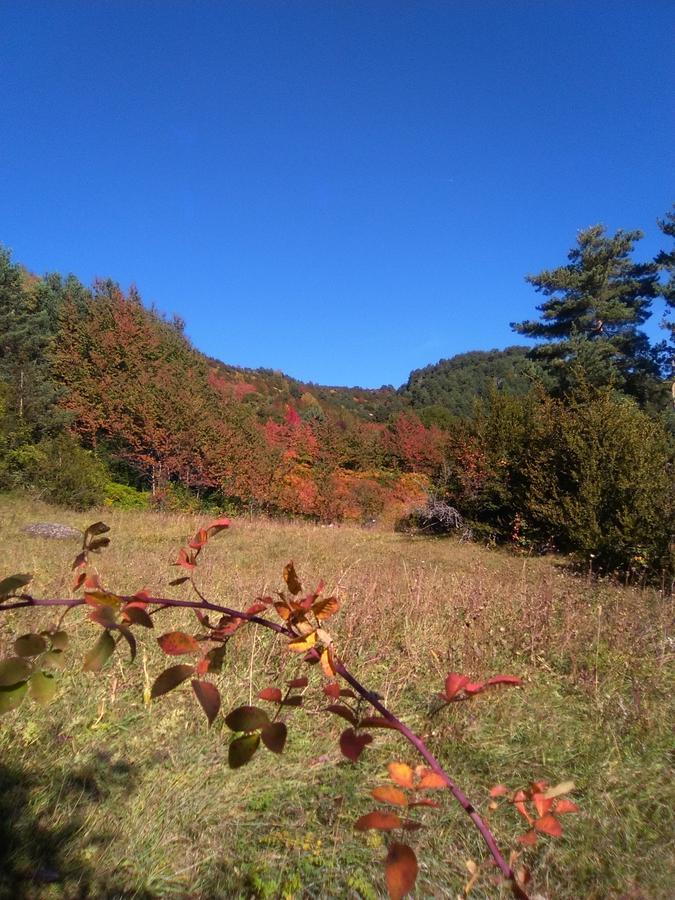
[83,521,110,544]
[224,705,270,732]
[0,657,33,686]
[0,573,33,599]
[261,721,287,754]
[204,644,227,673]
[150,664,195,698]
[14,633,48,657]
[83,631,116,672]
[0,680,28,714]
[87,536,111,552]
[29,671,57,705]
[118,625,137,663]
[41,649,67,671]
[228,733,260,768]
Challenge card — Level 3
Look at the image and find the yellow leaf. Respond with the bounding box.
[388,762,415,788]
[320,647,336,677]
[288,631,317,653]
[84,590,122,609]
[312,596,340,620]
[294,618,314,636]
[543,780,575,800]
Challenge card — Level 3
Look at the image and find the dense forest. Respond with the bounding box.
[1,212,673,575]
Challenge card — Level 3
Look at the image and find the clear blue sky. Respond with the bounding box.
[1,1,673,388]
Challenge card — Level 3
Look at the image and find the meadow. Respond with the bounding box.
[0,494,672,899]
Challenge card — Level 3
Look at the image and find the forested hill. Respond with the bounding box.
[400,347,546,420]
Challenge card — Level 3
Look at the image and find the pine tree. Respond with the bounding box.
[511,225,659,400]
[655,206,674,381]
[0,247,68,443]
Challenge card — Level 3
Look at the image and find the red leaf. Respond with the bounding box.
[261,721,287,754]
[323,682,341,699]
[150,664,195,698]
[354,811,402,831]
[71,551,87,571]
[258,686,283,703]
[191,680,221,726]
[189,528,209,550]
[489,784,510,798]
[122,606,154,628]
[532,793,554,818]
[339,728,373,762]
[518,830,538,846]
[360,716,401,730]
[157,631,200,655]
[513,790,533,823]
[326,703,357,725]
[463,681,486,694]
[555,798,580,815]
[245,601,268,615]
[408,798,440,808]
[287,676,308,688]
[72,570,87,591]
[385,842,418,900]
[175,548,196,571]
[444,672,470,700]
[534,814,563,837]
[206,517,231,536]
[485,674,522,688]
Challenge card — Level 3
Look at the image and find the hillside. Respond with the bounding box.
[0,495,671,898]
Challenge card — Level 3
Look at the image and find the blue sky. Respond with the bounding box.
[1,1,673,388]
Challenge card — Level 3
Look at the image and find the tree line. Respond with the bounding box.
[0,208,673,575]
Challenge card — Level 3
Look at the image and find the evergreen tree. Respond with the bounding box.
[655,205,674,380]
[0,247,68,444]
[511,225,659,400]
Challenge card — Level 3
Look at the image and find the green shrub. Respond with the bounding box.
[524,386,674,573]
[30,434,108,509]
[445,385,674,574]
[103,481,151,510]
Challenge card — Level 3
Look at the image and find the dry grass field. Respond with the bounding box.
[0,494,672,899]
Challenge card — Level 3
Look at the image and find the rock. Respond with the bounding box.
[23,523,82,540]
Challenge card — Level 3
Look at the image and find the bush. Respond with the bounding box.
[524,386,674,573]
[447,385,675,574]
[396,499,464,535]
[30,433,108,509]
[103,481,151,510]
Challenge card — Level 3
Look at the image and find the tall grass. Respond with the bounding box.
[0,494,672,898]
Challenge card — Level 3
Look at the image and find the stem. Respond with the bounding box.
[334,658,526,897]
[1,593,524,896]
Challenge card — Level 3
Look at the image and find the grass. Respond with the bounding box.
[0,493,673,899]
